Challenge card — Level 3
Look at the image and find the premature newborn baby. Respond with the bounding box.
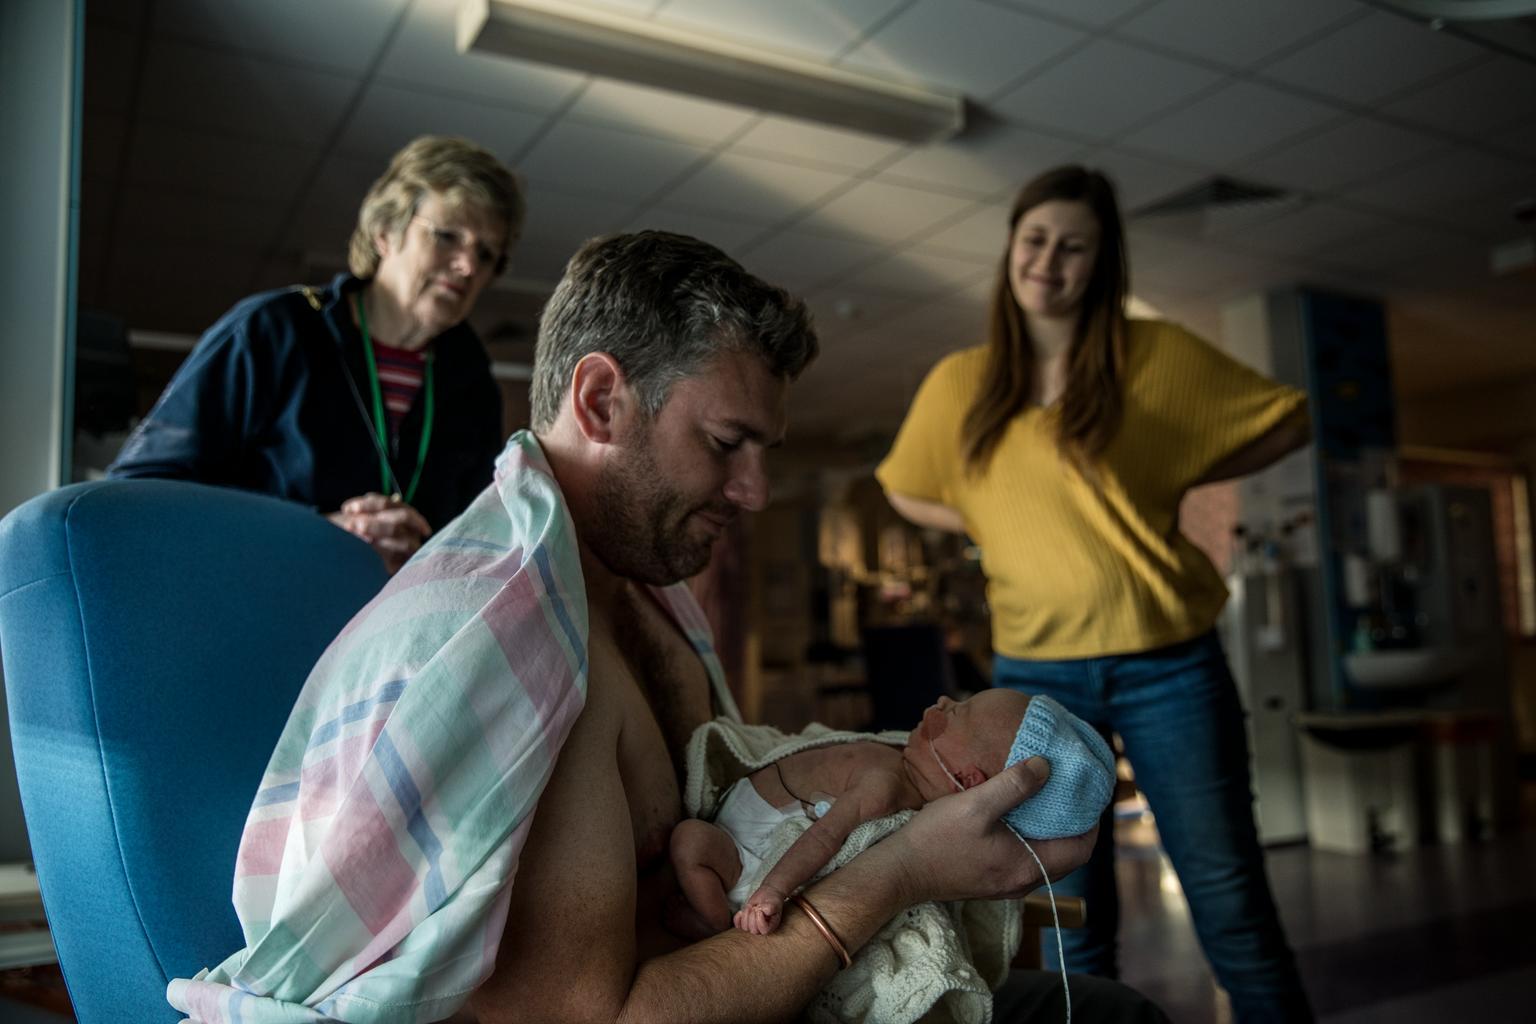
[670,690,1115,936]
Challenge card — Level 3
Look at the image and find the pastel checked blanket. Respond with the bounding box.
[168,429,733,1023]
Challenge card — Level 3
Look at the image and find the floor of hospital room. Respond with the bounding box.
[1114,780,1536,1023]
[3,788,1533,1022]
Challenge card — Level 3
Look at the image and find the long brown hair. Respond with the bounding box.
[962,166,1129,473]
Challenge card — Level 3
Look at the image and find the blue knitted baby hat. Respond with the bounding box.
[1002,695,1116,840]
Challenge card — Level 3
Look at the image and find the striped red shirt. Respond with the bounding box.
[372,341,426,437]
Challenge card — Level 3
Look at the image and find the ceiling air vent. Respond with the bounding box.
[1129,176,1302,237]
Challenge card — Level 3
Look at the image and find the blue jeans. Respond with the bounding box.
[994,632,1312,1023]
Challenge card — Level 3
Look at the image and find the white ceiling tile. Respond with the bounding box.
[523,185,646,243]
[840,0,1086,100]
[1491,117,1536,161]
[876,123,1085,199]
[509,241,585,286]
[990,37,1223,141]
[1115,0,1364,70]
[1132,197,1309,245]
[657,152,849,226]
[1073,147,1207,212]
[623,206,766,255]
[125,122,315,204]
[1236,116,1445,193]
[919,202,1011,258]
[515,186,642,279]
[1436,177,1536,244]
[139,39,356,147]
[840,247,993,298]
[285,153,391,255]
[737,228,888,292]
[1119,79,1341,168]
[957,272,1000,303]
[568,79,758,144]
[153,0,407,74]
[1380,55,1536,140]
[83,24,140,117]
[806,179,976,243]
[1259,9,1486,106]
[520,121,710,202]
[571,0,654,13]
[994,0,1149,29]
[1217,201,1396,260]
[1337,148,1533,229]
[336,83,546,164]
[581,0,663,15]
[82,0,1536,442]
[377,0,587,113]
[731,116,905,174]
[656,0,907,60]
[802,286,920,328]
[1317,221,1480,271]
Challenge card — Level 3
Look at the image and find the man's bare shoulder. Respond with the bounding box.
[467,615,644,1022]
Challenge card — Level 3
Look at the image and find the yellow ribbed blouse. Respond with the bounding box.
[877,319,1305,660]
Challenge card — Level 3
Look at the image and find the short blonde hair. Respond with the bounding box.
[348,135,525,279]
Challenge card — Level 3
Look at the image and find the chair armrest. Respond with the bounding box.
[1022,893,1086,929]
[1014,894,1087,969]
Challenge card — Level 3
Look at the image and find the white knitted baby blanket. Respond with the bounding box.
[684,719,1023,1024]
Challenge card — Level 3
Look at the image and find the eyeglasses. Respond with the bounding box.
[411,216,507,275]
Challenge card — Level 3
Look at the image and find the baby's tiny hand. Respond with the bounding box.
[733,890,785,935]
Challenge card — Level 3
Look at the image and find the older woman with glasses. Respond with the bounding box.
[110,135,524,573]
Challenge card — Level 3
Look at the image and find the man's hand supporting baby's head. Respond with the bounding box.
[878,754,1101,906]
[1001,695,1117,840]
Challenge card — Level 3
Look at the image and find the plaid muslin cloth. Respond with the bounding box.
[169,430,730,1022]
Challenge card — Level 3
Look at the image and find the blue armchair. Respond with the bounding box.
[0,480,388,1022]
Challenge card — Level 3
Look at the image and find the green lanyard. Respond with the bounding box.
[356,296,435,505]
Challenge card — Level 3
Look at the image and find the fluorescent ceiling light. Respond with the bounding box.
[456,0,966,144]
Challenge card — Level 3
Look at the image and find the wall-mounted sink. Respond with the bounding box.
[1343,647,1472,690]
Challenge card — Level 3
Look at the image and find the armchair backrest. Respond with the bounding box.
[0,480,388,1022]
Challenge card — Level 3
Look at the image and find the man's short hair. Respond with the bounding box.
[348,135,525,279]
[529,231,819,430]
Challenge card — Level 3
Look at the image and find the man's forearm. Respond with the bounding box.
[618,849,914,1024]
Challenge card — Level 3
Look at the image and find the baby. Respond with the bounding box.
[670,690,1115,936]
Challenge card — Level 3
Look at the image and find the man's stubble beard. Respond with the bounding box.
[590,431,718,586]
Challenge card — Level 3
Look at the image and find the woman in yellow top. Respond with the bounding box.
[878,166,1312,1023]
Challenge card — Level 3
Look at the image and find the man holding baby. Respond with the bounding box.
[169,230,1167,1024]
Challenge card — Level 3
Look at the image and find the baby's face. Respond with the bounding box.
[908,689,1032,791]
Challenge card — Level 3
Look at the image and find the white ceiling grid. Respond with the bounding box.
[79,0,1536,439]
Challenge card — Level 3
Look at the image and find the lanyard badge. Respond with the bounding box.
[356,295,435,504]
